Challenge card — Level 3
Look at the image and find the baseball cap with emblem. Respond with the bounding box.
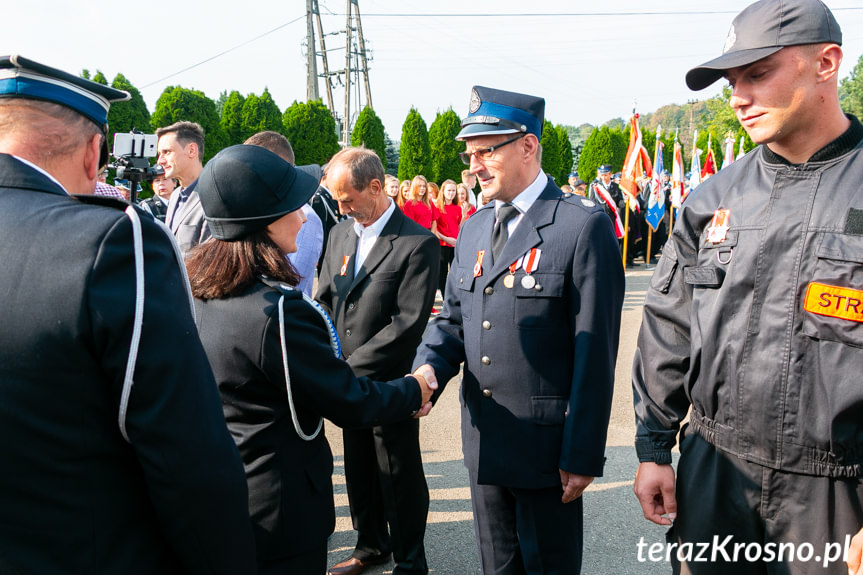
[456,86,545,140]
[685,0,841,91]
[197,144,320,241]
[0,54,130,166]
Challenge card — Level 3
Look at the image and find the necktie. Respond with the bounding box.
[491,203,519,263]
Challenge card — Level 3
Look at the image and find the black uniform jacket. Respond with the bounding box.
[414,181,625,488]
[634,119,863,477]
[0,154,256,574]
[316,206,440,380]
[194,280,422,562]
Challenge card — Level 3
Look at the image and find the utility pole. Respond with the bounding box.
[344,0,352,146]
[312,0,334,112]
[353,0,373,110]
[305,0,319,102]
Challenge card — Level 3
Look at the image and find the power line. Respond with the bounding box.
[140,14,305,90]
[332,8,863,17]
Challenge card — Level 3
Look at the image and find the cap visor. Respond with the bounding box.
[685,46,782,90]
[456,123,519,141]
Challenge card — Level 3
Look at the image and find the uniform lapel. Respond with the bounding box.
[333,225,358,298]
[482,184,560,285]
[347,209,401,294]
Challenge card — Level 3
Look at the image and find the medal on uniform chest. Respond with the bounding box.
[473,250,485,278]
[520,248,541,290]
[706,209,731,244]
[340,255,350,276]
[503,256,523,289]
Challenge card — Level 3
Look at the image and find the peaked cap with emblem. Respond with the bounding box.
[0,54,130,129]
[456,85,545,140]
[686,0,841,91]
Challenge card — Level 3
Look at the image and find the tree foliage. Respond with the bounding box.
[427,108,464,184]
[555,124,574,184]
[840,54,863,119]
[241,88,284,142]
[151,86,225,162]
[397,108,431,181]
[282,99,340,166]
[351,106,387,166]
[578,125,626,182]
[540,120,562,185]
[106,73,151,150]
[219,91,246,147]
[385,133,400,176]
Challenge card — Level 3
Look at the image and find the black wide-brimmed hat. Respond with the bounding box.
[686,0,841,91]
[197,145,320,241]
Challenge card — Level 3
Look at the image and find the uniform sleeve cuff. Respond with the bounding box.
[635,438,672,465]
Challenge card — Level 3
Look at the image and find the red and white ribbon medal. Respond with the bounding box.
[503,256,524,288]
[340,255,350,276]
[521,248,541,289]
[473,250,485,278]
[706,209,730,244]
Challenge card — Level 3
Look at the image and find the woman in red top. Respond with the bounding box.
[456,183,476,223]
[402,175,439,231]
[397,179,411,210]
[434,179,462,296]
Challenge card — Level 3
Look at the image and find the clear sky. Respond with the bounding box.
[3,1,862,139]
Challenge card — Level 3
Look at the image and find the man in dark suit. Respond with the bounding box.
[158,120,210,254]
[412,86,625,575]
[0,55,255,574]
[316,147,440,575]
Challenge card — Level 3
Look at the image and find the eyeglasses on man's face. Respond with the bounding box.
[459,134,525,165]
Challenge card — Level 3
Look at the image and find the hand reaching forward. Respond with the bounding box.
[633,462,677,525]
[559,470,594,503]
[411,364,438,418]
[848,526,863,575]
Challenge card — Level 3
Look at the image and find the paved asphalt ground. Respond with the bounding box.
[325,266,678,574]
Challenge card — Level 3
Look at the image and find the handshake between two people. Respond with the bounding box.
[409,364,438,419]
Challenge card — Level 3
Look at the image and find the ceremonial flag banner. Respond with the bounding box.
[688,131,702,201]
[737,138,747,161]
[620,114,652,210]
[701,135,717,179]
[722,134,735,170]
[671,137,685,208]
[646,133,665,231]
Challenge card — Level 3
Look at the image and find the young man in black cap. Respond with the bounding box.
[412,85,624,574]
[0,55,255,573]
[632,1,863,573]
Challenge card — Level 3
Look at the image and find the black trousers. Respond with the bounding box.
[258,541,326,575]
[438,245,454,297]
[671,430,863,575]
[343,417,429,574]
[468,467,583,575]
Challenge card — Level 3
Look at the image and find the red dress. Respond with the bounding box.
[403,200,439,230]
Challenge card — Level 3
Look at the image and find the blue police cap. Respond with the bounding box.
[598,165,612,174]
[457,86,545,140]
[0,54,129,129]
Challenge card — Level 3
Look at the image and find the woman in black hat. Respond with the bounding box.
[185,144,432,574]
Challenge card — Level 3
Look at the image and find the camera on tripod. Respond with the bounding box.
[109,131,163,203]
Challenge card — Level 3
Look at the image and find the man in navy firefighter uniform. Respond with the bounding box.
[0,55,256,574]
[412,86,625,575]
